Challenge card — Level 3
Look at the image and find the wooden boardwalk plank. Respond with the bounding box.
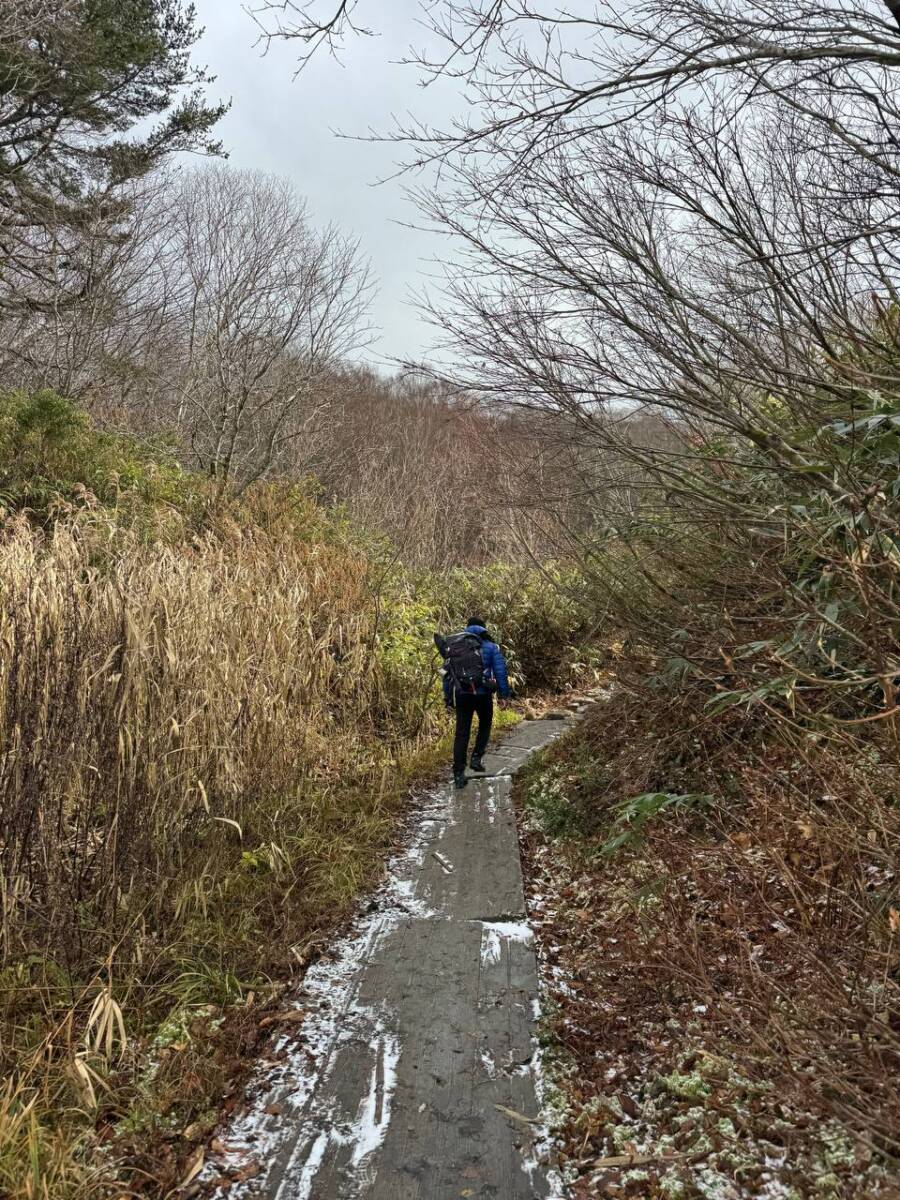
[208,717,570,1200]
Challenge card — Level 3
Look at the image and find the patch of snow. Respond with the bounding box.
[391,874,437,919]
[522,1021,569,1200]
[480,1048,498,1078]
[287,1129,330,1200]
[203,786,451,1197]
[479,920,534,967]
[481,778,501,823]
[349,1022,401,1170]
[549,964,576,997]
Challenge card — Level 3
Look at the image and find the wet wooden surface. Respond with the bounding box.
[218,717,571,1200]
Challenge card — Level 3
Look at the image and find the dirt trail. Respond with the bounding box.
[204,717,572,1200]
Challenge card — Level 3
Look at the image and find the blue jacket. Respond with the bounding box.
[442,624,511,703]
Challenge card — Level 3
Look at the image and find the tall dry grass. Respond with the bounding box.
[0,508,449,1196]
[0,513,426,949]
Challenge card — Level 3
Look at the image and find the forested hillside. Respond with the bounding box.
[1,1,899,1197]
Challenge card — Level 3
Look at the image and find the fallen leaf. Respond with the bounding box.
[178,1148,204,1188]
[618,1093,640,1119]
[264,1103,284,1116]
[590,1151,680,1168]
[259,1009,307,1028]
[230,1160,261,1183]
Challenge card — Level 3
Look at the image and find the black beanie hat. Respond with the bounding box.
[468,614,487,627]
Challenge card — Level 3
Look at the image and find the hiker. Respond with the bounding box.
[435,616,511,789]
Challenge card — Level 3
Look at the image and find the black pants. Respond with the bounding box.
[453,693,494,772]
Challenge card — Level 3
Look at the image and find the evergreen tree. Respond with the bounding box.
[0,0,227,312]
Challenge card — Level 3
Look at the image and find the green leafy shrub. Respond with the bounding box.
[600,791,715,858]
[0,390,207,533]
[450,562,597,689]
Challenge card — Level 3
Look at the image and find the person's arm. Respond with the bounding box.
[488,642,511,698]
[443,670,454,707]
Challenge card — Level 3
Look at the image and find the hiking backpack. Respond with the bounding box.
[434,630,486,693]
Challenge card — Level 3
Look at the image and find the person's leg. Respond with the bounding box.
[472,693,494,759]
[453,695,476,774]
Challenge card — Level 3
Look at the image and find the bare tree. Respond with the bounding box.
[404,61,899,691]
[249,4,900,630]
[257,1,900,195]
[0,178,177,402]
[157,166,372,497]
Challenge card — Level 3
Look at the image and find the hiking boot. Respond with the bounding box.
[454,770,468,789]
[469,753,486,773]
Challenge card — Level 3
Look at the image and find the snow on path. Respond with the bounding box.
[203,717,574,1200]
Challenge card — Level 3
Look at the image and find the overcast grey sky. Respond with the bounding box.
[191,3,464,369]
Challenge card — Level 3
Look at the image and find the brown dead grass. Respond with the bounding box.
[518,683,900,1199]
[0,507,449,1197]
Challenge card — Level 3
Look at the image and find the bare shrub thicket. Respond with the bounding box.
[295,366,677,568]
[300,366,532,564]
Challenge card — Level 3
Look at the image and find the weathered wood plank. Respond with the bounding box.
[208,718,569,1200]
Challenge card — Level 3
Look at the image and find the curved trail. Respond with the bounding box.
[207,717,571,1200]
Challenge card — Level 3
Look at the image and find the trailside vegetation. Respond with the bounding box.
[0,394,592,1198]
